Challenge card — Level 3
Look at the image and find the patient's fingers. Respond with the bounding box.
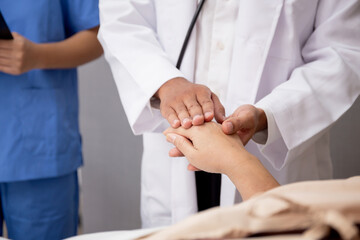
[187,164,200,171]
[169,147,184,157]
[164,126,192,139]
[166,133,194,157]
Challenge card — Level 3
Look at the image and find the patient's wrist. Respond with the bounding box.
[223,151,254,179]
[225,153,279,200]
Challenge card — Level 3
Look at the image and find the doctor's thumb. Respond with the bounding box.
[222,121,235,134]
[222,117,248,135]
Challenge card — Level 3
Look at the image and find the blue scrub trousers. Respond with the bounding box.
[0,172,79,240]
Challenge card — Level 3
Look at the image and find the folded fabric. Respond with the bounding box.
[140,177,360,240]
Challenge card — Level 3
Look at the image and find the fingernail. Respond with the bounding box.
[193,115,203,121]
[204,112,213,119]
[182,118,191,126]
[166,133,177,143]
[224,122,233,132]
[172,119,180,127]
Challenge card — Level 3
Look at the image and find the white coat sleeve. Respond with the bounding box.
[255,0,360,169]
[98,0,185,134]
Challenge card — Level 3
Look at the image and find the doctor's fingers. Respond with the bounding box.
[162,107,181,128]
[212,93,226,124]
[196,93,215,122]
[171,102,192,128]
[183,97,205,126]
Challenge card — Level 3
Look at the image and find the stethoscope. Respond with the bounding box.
[176,0,207,69]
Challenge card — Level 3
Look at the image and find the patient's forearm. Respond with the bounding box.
[227,153,280,200]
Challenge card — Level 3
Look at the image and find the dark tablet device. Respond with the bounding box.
[0,10,13,40]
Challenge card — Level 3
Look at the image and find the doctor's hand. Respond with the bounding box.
[155,77,225,129]
[222,105,267,145]
[0,32,38,75]
[164,122,247,175]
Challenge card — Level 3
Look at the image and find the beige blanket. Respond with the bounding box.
[141,177,360,240]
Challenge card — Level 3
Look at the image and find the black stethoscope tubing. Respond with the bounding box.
[176,0,207,69]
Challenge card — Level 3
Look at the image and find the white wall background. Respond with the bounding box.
[78,58,142,233]
[78,57,360,234]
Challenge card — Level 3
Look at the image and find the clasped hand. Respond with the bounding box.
[164,122,250,175]
[156,77,268,167]
[164,122,279,200]
[0,32,38,75]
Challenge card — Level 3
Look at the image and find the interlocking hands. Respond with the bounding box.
[156,77,267,146]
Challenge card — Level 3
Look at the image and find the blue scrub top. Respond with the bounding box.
[0,0,99,182]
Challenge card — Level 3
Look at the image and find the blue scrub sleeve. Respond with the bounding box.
[61,0,100,37]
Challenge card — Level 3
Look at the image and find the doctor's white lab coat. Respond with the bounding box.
[98,0,360,228]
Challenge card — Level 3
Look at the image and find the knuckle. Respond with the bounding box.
[183,91,195,100]
[164,112,174,120]
[160,103,170,111]
[198,87,211,96]
[16,52,24,61]
[199,99,213,106]
[244,111,255,121]
[234,117,243,126]
[187,103,200,112]
[197,84,210,91]
[176,105,187,113]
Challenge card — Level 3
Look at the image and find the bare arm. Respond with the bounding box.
[164,122,279,200]
[0,26,103,75]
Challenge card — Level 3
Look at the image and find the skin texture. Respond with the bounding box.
[164,122,279,200]
[0,26,103,75]
[154,78,267,162]
[222,104,268,145]
[168,104,268,168]
[155,77,226,128]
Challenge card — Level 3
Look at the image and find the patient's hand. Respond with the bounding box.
[164,122,250,176]
[164,122,280,200]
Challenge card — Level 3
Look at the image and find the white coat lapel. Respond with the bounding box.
[226,0,284,114]
[156,0,197,81]
[221,0,284,207]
